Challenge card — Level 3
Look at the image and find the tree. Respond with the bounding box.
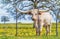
[1,16,9,24]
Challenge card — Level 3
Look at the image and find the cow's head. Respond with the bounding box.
[17,8,39,21]
[17,8,49,21]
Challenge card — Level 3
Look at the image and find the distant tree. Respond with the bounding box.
[1,16,9,24]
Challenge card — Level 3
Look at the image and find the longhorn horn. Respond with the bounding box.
[39,9,49,12]
[16,8,31,14]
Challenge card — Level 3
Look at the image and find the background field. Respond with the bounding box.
[0,23,60,39]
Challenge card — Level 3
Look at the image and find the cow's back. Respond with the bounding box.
[39,12,52,25]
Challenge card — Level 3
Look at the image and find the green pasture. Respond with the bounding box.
[0,23,60,39]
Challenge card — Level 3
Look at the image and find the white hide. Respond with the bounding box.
[38,12,52,32]
[39,12,52,25]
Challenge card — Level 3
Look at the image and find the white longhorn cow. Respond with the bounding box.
[17,8,52,35]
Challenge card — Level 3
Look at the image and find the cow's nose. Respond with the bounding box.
[32,18,35,20]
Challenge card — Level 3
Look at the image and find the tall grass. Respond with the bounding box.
[0,23,60,39]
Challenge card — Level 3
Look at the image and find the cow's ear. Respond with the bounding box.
[38,12,41,15]
[28,12,32,15]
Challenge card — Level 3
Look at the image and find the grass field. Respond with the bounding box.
[0,23,60,39]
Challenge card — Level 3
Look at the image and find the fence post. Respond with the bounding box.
[13,0,18,36]
[16,8,18,36]
[56,12,58,36]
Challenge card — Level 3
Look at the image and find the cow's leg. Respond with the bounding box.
[39,22,43,36]
[36,27,40,36]
[48,24,51,35]
[45,24,51,36]
[45,25,48,36]
[34,21,40,36]
[33,21,36,28]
